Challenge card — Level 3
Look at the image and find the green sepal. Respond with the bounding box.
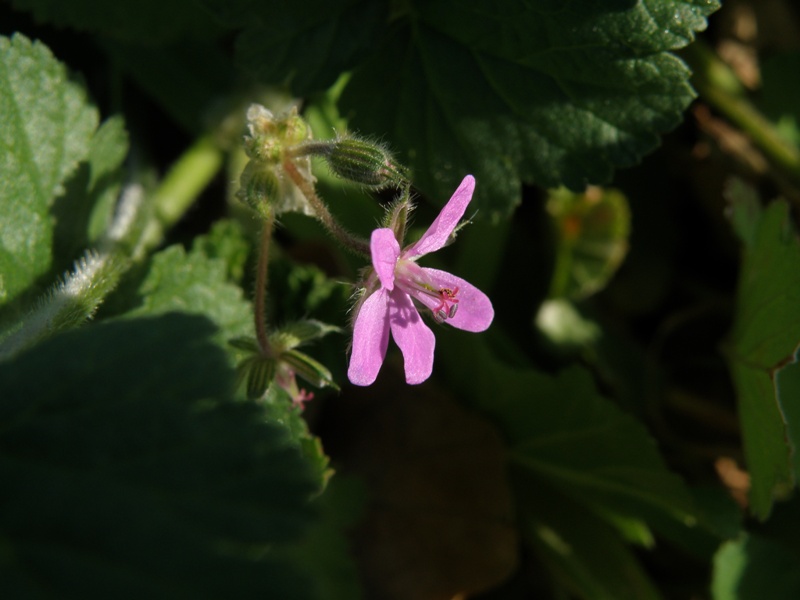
[383,190,413,244]
[229,335,262,353]
[282,349,338,390]
[237,354,277,400]
[271,319,341,351]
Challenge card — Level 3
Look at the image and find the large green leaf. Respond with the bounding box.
[0,34,98,307]
[726,196,800,519]
[777,360,800,482]
[341,0,720,217]
[436,331,698,597]
[285,476,366,600]
[100,40,237,134]
[0,314,318,598]
[224,0,388,96]
[439,331,696,523]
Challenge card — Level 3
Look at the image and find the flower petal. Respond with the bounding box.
[388,289,436,384]
[348,288,391,386]
[371,228,401,290]
[418,268,494,332]
[405,175,475,258]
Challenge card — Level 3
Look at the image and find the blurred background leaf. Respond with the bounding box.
[725,194,800,519]
[712,496,800,600]
[546,186,631,300]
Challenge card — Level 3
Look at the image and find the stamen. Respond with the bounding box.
[393,260,462,322]
[432,287,460,322]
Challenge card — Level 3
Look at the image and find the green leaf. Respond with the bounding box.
[0,34,98,307]
[127,238,254,349]
[712,535,800,600]
[53,115,130,267]
[519,475,663,600]
[200,0,388,96]
[263,383,333,489]
[0,314,317,598]
[726,198,800,518]
[439,331,697,523]
[9,0,222,42]
[777,359,800,481]
[341,0,720,217]
[101,40,237,134]
[192,220,251,284]
[286,476,366,600]
[269,260,350,325]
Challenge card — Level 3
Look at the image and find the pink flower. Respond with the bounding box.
[348,175,494,386]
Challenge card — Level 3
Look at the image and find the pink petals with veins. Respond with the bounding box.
[348,175,494,386]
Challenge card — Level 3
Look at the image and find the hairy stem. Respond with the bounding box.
[254,212,275,355]
[282,160,371,257]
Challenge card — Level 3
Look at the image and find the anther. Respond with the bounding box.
[432,286,460,322]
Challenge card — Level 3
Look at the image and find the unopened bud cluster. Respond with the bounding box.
[237,104,317,216]
[243,104,310,164]
[230,319,338,402]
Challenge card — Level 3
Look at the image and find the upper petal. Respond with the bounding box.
[388,289,435,385]
[417,267,494,332]
[405,175,475,258]
[348,288,391,386]
[371,228,401,290]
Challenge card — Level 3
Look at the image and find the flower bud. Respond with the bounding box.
[243,105,281,162]
[282,111,311,146]
[237,161,280,219]
[325,138,408,189]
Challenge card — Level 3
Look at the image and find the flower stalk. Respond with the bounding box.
[282,158,371,257]
[254,210,276,355]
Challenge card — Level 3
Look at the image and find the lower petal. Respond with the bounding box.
[389,290,435,385]
[348,289,391,386]
[419,268,494,332]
